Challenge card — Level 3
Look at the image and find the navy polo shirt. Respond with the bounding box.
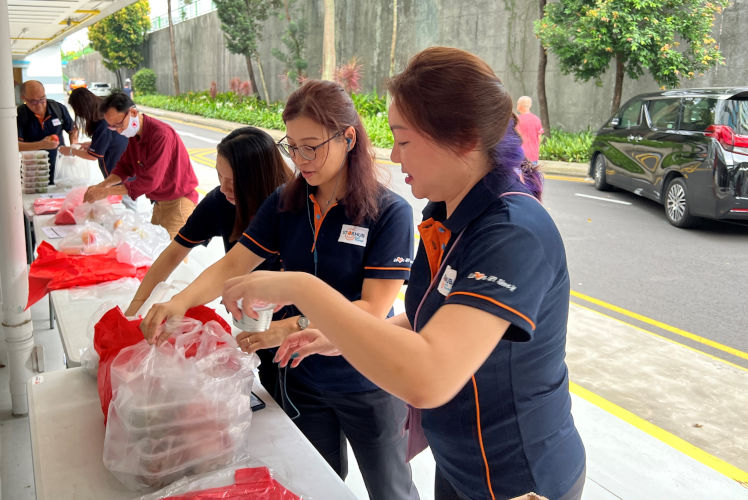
[17,100,75,183]
[87,120,129,175]
[405,176,585,499]
[174,186,281,272]
[239,185,414,393]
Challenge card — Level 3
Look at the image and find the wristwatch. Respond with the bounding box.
[296,315,310,330]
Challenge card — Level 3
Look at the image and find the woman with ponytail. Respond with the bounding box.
[223,47,586,500]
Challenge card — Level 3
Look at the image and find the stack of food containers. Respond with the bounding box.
[20,151,50,193]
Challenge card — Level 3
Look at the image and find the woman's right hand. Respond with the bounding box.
[124,298,145,318]
[139,298,188,345]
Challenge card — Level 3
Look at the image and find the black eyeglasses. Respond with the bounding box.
[107,110,131,131]
[25,96,46,106]
[277,131,342,161]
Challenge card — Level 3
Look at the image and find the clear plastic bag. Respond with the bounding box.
[54,186,87,225]
[113,213,171,267]
[103,318,259,491]
[58,222,115,255]
[73,199,115,225]
[54,151,100,188]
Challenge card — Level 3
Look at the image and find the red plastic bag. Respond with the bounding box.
[162,467,301,500]
[33,197,65,215]
[54,186,85,224]
[93,305,231,421]
[26,241,149,308]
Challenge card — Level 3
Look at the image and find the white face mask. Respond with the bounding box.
[120,113,140,138]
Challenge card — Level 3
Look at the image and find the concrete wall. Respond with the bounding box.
[65,0,746,131]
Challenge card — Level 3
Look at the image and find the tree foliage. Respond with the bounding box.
[214,0,280,99]
[88,0,151,82]
[132,68,157,95]
[271,0,308,87]
[536,0,729,111]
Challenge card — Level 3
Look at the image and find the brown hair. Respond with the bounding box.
[388,47,543,198]
[68,87,103,138]
[280,80,382,224]
[217,127,292,241]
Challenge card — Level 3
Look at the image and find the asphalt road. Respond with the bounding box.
[167,116,748,369]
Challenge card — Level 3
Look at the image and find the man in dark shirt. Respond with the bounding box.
[84,92,198,238]
[17,80,78,184]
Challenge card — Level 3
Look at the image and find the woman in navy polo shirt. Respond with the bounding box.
[59,87,129,178]
[223,47,586,500]
[125,126,291,396]
[140,81,419,500]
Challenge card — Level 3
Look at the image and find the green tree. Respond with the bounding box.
[536,0,729,114]
[271,0,308,87]
[214,0,280,101]
[88,0,151,88]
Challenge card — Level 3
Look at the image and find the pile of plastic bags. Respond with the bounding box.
[94,307,259,491]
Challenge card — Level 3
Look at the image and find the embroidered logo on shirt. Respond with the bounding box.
[393,256,413,264]
[467,272,517,292]
[438,265,457,296]
[338,224,369,247]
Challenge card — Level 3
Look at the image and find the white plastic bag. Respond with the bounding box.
[103,318,259,491]
[54,151,99,188]
[106,212,171,267]
[73,199,115,225]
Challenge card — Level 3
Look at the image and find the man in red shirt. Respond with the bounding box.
[84,92,198,237]
[516,96,544,164]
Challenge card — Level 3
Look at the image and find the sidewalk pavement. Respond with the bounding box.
[137,105,591,179]
[136,105,748,498]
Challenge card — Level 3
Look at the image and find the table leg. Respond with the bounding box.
[49,297,54,330]
[24,212,33,264]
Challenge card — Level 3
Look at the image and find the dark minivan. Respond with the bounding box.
[589,88,748,227]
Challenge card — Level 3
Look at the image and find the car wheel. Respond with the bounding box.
[593,154,611,191]
[664,177,696,228]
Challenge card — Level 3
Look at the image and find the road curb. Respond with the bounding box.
[138,105,590,178]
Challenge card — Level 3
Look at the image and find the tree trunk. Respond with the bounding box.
[115,69,123,90]
[389,0,398,77]
[537,0,550,134]
[322,0,336,80]
[244,54,261,100]
[255,53,270,102]
[612,53,624,114]
[167,0,180,95]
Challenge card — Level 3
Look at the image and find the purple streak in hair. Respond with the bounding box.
[486,119,544,200]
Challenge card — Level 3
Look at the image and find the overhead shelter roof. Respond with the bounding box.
[8,0,137,57]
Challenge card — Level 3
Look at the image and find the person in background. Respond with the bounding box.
[122,78,134,99]
[139,80,419,500]
[83,92,199,238]
[224,47,586,500]
[59,87,129,179]
[124,126,292,398]
[17,80,78,184]
[516,96,544,164]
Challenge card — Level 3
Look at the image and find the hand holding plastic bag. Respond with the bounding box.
[98,310,259,491]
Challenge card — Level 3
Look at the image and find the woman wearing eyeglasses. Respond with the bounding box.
[139,80,419,500]
[59,87,129,179]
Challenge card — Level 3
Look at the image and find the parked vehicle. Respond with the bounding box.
[589,88,748,227]
[68,78,86,92]
[89,82,112,97]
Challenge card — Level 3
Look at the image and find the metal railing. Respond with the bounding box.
[149,0,217,32]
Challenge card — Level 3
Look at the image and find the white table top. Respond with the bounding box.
[27,368,356,500]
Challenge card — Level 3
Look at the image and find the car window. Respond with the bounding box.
[720,98,748,135]
[648,99,681,130]
[619,99,643,129]
[680,97,717,131]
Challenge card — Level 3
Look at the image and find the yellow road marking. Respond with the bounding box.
[163,116,228,133]
[570,382,748,484]
[196,187,207,195]
[377,158,398,165]
[570,301,748,373]
[545,174,592,183]
[571,290,748,362]
[190,156,216,169]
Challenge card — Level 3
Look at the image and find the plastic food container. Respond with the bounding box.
[20,151,49,160]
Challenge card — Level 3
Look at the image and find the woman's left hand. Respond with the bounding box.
[275,329,341,368]
[59,146,72,156]
[222,271,299,322]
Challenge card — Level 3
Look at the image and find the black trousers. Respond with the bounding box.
[281,371,420,500]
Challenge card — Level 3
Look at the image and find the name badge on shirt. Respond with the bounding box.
[52,118,61,126]
[438,265,457,296]
[338,224,369,247]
